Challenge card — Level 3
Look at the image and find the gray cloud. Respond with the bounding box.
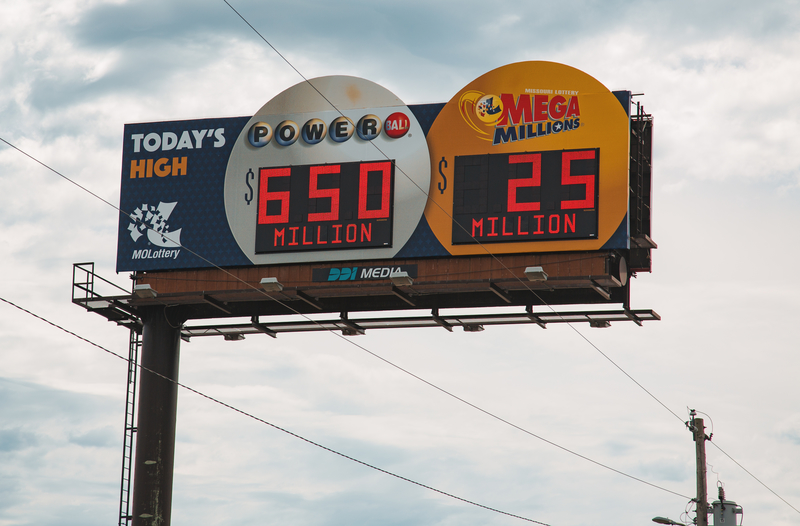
[0,428,38,452]
[68,426,117,448]
[3,0,800,525]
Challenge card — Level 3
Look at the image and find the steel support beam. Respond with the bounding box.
[131,307,182,526]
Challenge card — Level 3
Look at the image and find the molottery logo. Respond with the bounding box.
[128,202,183,260]
[247,112,411,148]
[460,90,582,145]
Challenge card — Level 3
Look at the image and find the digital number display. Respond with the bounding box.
[452,148,599,244]
[255,160,394,254]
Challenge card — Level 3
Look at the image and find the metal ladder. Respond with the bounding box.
[70,263,142,524]
[118,328,141,525]
[629,100,653,238]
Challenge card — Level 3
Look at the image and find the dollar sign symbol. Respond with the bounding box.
[244,169,254,205]
[438,157,448,194]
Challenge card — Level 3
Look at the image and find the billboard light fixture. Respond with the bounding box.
[590,320,611,329]
[590,280,611,300]
[133,284,158,299]
[390,271,413,287]
[260,277,284,292]
[223,333,245,341]
[524,266,548,282]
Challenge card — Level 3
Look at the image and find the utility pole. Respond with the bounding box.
[655,412,743,526]
[689,410,709,526]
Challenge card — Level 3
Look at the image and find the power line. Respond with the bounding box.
[1,105,789,523]
[219,0,695,487]
[218,0,688,430]
[0,136,119,211]
[219,7,800,514]
[0,134,688,500]
[0,294,551,526]
[7,139,796,522]
[2,3,797,519]
[0,7,788,509]
[709,440,800,514]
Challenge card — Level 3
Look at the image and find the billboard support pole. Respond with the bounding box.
[131,306,183,526]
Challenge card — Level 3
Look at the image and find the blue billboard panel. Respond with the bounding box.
[118,117,252,271]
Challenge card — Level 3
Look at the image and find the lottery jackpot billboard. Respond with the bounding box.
[116,62,638,272]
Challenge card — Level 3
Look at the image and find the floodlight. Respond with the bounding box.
[590,281,611,300]
[133,284,158,299]
[223,333,245,341]
[589,320,611,329]
[524,266,548,281]
[390,270,413,287]
[260,277,284,292]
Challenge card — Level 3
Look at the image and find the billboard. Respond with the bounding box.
[117,62,633,272]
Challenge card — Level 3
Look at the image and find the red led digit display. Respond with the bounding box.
[506,153,541,212]
[255,160,394,254]
[257,167,291,224]
[358,162,392,219]
[308,165,341,222]
[560,150,596,210]
[452,148,599,244]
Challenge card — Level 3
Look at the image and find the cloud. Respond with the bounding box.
[0,428,38,452]
[777,414,800,445]
[3,1,800,525]
[0,378,119,525]
[69,426,117,448]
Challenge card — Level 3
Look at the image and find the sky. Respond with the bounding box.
[1,1,800,525]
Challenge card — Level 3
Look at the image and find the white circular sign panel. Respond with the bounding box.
[224,76,431,265]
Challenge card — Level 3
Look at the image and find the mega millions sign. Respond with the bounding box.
[117,61,633,272]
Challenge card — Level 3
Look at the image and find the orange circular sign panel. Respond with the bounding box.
[424,61,630,255]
